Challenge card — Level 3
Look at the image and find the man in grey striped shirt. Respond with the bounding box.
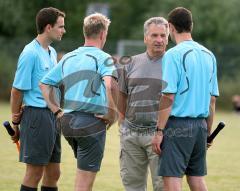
[118,17,169,191]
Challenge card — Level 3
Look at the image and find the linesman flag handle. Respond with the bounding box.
[207,122,225,143]
[3,121,20,152]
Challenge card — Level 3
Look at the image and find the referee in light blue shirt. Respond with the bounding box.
[40,13,118,191]
[151,7,219,191]
[10,7,66,191]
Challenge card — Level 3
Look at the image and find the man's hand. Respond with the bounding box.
[207,137,213,149]
[151,131,163,155]
[56,110,64,119]
[207,142,213,148]
[11,125,20,143]
[117,113,125,126]
[95,112,117,129]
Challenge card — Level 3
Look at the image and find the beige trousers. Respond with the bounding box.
[120,125,163,191]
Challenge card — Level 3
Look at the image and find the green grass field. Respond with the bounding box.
[0,102,239,191]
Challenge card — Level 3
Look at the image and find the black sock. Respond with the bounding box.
[20,184,37,191]
[41,186,58,191]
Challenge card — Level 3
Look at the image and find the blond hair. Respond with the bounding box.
[83,13,111,38]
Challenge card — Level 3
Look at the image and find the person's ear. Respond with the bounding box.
[169,23,174,33]
[144,35,147,44]
[45,24,52,33]
[99,31,104,40]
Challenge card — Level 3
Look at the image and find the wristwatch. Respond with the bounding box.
[54,108,63,116]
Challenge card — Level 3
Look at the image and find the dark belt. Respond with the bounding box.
[24,106,49,110]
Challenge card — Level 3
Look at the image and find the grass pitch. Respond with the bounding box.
[0,102,239,191]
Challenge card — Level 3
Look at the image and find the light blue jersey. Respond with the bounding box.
[162,40,219,118]
[13,39,57,107]
[41,46,118,114]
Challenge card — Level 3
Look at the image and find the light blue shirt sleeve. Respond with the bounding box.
[41,61,63,86]
[162,51,180,94]
[211,56,219,96]
[99,56,118,79]
[13,50,36,90]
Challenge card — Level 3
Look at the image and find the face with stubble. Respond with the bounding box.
[144,23,169,57]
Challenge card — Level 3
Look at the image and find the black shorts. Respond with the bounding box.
[19,106,61,165]
[159,117,207,177]
[60,111,106,172]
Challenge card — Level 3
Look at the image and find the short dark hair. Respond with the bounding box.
[168,7,193,33]
[36,7,65,34]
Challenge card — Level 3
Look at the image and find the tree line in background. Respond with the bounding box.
[0,0,239,109]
